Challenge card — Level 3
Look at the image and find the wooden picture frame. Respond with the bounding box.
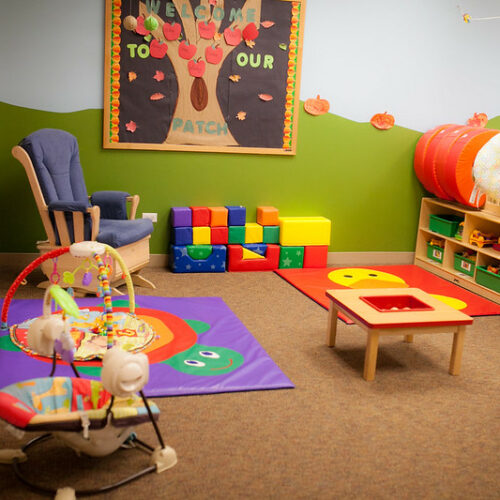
[103,0,306,155]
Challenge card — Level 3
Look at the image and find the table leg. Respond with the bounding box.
[326,303,339,347]
[449,325,466,376]
[363,331,379,381]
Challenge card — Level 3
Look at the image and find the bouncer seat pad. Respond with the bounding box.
[0,377,159,432]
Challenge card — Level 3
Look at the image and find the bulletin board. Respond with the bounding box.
[103,0,306,155]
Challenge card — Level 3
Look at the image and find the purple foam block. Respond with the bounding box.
[171,207,192,227]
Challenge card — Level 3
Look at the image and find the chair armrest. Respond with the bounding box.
[127,194,140,220]
[87,205,100,241]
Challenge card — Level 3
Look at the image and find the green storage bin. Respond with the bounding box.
[429,214,464,237]
[427,242,444,263]
[475,266,500,293]
[453,253,476,277]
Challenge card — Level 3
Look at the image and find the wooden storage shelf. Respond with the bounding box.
[415,197,500,304]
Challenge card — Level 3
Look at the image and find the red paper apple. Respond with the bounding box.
[163,21,181,41]
[223,26,242,46]
[242,22,259,41]
[188,58,206,78]
[150,39,168,59]
[198,21,216,39]
[135,16,150,36]
[178,41,197,60]
[205,44,223,65]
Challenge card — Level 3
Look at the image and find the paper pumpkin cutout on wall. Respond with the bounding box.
[370,112,395,130]
[304,95,330,116]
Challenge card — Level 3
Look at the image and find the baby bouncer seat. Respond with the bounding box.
[0,255,177,499]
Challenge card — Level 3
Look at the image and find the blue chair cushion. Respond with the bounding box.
[20,129,89,206]
[97,218,154,247]
[91,191,130,220]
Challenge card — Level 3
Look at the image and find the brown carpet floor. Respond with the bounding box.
[0,266,498,499]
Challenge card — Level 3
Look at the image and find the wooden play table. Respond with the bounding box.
[325,288,473,381]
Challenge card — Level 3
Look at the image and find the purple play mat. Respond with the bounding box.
[0,296,294,397]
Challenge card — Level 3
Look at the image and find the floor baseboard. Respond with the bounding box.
[0,252,414,271]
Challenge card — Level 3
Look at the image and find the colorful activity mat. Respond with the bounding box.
[276,265,500,321]
[0,296,293,397]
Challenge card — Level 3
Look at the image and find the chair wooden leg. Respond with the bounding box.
[131,273,156,289]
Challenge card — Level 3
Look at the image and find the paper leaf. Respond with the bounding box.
[259,93,273,102]
[245,39,256,48]
[229,74,241,82]
[128,71,137,82]
[150,93,165,101]
[214,32,222,41]
[126,121,137,132]
[279,43,287,51]
[261,21,275,28]
[153,70,165,82]
[237,111,247,120]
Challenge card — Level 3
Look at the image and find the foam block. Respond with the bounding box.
[209,206,228,227]
[211,226,228,245]
[171,207,192,227]
[303,245,328,268]
[279,246,304,269]
[190,206,210,226]
[193,226,211,245]
[245,222,263,243]
[170,244,226,273]
[257,206,279,226]
[226,206,246,226]
[172,226,193,246]
[263,226,280,244]
[227,244,280,272]
[279,217,331,246]
[228,225,246,244]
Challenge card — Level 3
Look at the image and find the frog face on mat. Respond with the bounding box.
[163,343,244,376]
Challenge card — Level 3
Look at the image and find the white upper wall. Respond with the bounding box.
[1,0,499,132]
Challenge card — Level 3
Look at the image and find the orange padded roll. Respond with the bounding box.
[420,124,465,200]
[434,126,477,202]
[443,128,500,207]
[414,124,454,195]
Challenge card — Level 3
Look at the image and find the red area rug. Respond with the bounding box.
[276,265,500,322]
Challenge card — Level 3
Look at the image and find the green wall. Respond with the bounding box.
[1,101,429,254]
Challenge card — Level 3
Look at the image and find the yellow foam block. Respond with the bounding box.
[279,217,331,246]
[244,222,263,243]
[242,248,265,260]
[192,226,211,245]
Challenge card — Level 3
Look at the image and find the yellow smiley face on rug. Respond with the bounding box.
[328,268,408,289]
[327,269,467,310]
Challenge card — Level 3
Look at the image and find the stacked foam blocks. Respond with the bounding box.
[414,124,500,208]
[169,206,331,272]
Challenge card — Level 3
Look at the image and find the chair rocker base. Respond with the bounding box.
[36,237,155,294]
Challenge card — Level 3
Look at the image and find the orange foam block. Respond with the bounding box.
[209,206,228,227]
[257,206,279,226]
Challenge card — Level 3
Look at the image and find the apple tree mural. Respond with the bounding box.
[104,0,305,154]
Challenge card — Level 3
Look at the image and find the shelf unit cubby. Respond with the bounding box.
[414,197,500,304]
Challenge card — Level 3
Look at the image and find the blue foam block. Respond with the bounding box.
[226,205,246,226]
[170,245,227,273]
[172,226,193,246]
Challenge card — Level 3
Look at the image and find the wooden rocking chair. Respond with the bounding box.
[12,128,155,294]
